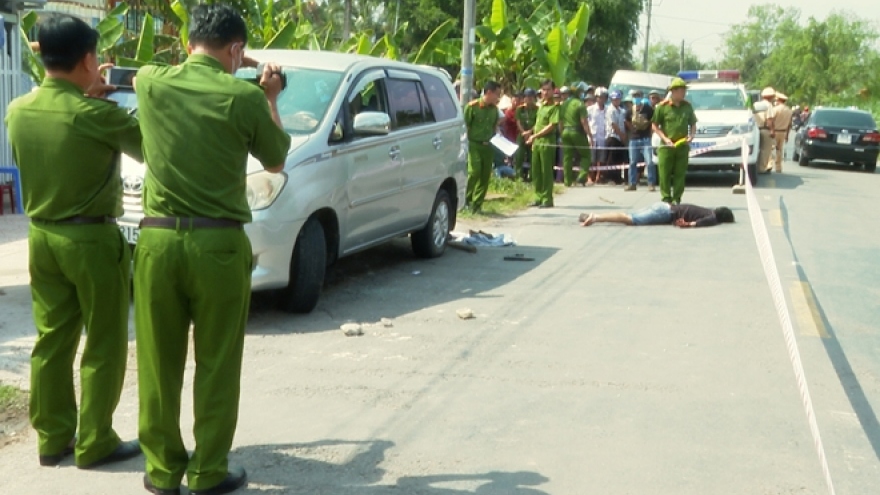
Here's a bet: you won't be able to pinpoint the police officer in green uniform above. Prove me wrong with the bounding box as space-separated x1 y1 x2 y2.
464 80 501 213
133 5 291 495
559 85 592 187
514 88 538 180
526 80 560 208
4 15 143 469
651 77 697 204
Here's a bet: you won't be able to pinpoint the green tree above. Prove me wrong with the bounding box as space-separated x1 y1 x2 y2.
720 3 880 111
638 40 705 76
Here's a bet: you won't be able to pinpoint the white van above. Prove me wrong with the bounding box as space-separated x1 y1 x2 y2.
608 70 673 98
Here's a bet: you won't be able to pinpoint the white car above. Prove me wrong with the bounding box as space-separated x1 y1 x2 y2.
113 50 467 313
653 70 760 184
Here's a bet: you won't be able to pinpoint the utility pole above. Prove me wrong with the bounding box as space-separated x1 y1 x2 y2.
642 0 652 71
680 39 685 72
460 0 476 108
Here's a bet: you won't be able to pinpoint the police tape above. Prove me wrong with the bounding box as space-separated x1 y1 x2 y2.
544 136 744 172
740 139 837 495
522 136 743 153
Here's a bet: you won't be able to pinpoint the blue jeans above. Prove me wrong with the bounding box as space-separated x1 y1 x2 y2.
631 202 672 226
628 137 656 186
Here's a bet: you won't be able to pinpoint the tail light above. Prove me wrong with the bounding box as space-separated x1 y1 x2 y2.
862 131 880 143
807 127 827 139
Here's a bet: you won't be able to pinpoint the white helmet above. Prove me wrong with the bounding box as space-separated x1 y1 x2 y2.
595 87 608 97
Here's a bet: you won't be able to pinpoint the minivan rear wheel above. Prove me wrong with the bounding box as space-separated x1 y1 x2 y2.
411 189 451 259
278 218 326 314
866 162 877 173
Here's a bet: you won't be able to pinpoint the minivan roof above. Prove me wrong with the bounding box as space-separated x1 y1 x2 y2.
610 70 673 89
246 49 448 79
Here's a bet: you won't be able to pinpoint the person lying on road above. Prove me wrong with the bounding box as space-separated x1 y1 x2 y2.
579 202 735 228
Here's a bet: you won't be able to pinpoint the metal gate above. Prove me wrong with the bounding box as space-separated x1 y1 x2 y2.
1 9 31 168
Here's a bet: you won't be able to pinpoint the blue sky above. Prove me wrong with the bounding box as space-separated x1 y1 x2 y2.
635 0 880 65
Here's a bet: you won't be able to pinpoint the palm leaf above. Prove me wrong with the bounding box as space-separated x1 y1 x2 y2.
135 14 155 63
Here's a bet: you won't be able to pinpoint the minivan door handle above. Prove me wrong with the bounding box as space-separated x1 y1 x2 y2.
389 146 401 159
432 137 443 149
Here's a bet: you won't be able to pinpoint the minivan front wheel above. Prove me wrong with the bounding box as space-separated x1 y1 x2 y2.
278 218 326 314
411 189 451 258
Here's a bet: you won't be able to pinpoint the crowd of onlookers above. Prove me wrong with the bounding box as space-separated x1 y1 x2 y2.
496 83 664 189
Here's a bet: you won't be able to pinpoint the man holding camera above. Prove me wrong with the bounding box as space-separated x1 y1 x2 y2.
134 5 291 495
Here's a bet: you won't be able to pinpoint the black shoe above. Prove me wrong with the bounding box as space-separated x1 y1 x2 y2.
39 438 76 467
191 466 247 495
77 439 142 469
144 475 181 495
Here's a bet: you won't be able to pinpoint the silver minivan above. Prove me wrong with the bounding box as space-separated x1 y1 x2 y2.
117 50 467 313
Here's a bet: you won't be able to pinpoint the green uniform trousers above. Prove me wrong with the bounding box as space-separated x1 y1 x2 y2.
134 227 252 491
514 135 532 179
28 222 130 466
562 131 591 186
466 142 494 210
531 142 556 206
657 144 690 204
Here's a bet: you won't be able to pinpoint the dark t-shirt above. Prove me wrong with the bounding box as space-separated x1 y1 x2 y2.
628 104 654 139
671 204 718 227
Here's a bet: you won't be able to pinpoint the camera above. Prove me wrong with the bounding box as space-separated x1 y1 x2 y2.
107 67 138 89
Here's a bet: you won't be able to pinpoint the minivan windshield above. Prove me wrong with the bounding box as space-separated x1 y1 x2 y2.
812 110 876 128
687 89 746 110
608 84 665 99
236 67 344 134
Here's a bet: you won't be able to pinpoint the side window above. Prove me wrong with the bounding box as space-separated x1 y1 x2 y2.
387 79 427 129
348 76 389 119
421 73 458 122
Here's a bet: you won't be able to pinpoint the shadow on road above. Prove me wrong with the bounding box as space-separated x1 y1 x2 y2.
801 160 877 175
779 198 880 463
247 237 559 334
233 439 550 495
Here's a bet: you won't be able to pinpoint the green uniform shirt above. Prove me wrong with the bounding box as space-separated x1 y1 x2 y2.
4 78 142 220
136 54 291 222
464 97 499 143
533 103 560 144
652 99 697 141
560 97 587 133
514 104 538 132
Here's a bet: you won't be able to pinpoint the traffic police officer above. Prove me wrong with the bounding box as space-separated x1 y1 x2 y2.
526 79 560 208
560 85 592 187
464 80 501 213
4 15 143 468
651 77 697 204
770 92 793 172
514 88 538 180
756 86 776 173
133 5 291 494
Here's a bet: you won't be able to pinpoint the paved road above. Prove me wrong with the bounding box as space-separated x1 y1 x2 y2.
0 160 877 494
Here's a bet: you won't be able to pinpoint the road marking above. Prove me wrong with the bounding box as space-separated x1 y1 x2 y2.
769 209 783 227
790 281 830 338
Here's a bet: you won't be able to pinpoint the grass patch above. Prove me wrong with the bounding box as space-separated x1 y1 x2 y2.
458 176 566 219
0 384 27 413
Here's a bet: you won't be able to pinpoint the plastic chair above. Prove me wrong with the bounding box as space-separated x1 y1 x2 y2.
0 167 23 215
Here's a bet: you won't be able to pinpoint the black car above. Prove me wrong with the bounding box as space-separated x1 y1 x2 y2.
793 107 879 172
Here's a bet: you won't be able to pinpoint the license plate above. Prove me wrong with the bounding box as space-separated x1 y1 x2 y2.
120 225 139 244
837 134 853 144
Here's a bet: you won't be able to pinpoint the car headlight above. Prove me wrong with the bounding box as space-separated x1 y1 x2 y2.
246 170 287 210
728 122 755 135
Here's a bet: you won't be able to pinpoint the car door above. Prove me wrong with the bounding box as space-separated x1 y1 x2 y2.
386 71 449 230
338 70 403 253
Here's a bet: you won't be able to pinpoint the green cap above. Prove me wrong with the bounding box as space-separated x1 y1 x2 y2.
669 77 688 90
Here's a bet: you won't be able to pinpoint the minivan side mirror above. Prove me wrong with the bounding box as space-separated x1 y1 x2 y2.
353 112 391 136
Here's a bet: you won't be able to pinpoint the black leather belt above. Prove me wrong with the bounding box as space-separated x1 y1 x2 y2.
32 216 116 225
139 217 243 230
